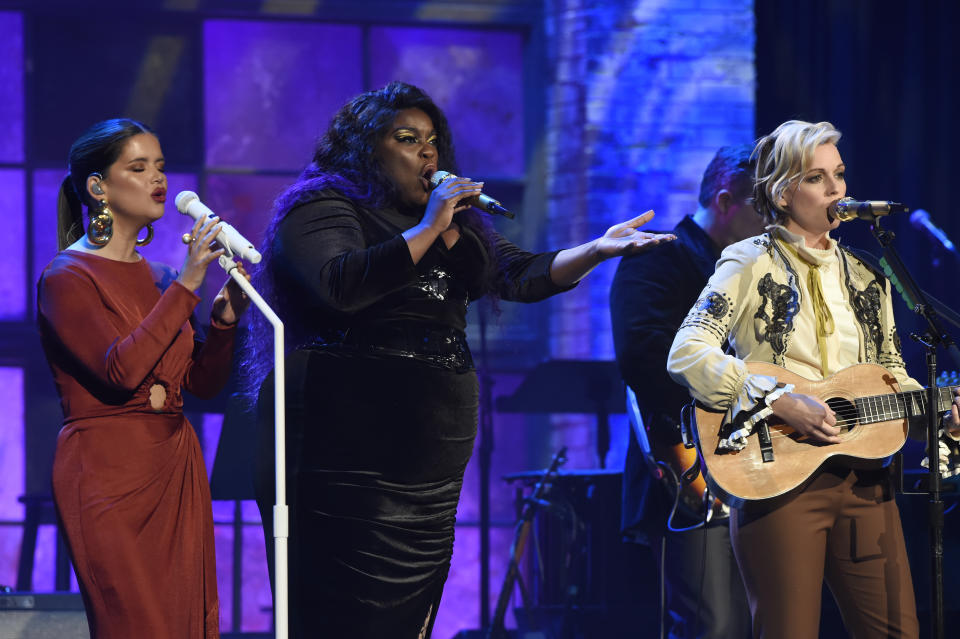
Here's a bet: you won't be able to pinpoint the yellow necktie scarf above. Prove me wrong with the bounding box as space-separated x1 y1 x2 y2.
778 239 835 376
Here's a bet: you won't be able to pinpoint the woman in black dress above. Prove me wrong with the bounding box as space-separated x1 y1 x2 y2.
245 81 672 638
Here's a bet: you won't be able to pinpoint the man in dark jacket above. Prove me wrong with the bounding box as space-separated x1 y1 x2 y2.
610 145 762 639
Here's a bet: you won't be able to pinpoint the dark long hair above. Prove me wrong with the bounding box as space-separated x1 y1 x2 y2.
241 82 496 402
57 118 154 250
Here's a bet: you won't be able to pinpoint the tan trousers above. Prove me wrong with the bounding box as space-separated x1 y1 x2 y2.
729 468 919 639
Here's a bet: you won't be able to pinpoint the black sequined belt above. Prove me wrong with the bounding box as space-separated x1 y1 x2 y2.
307 324 475 373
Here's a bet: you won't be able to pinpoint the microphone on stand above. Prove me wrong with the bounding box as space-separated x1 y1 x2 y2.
175 191 262 264
910 209 957 254
833 197 909 221
429 170 515 219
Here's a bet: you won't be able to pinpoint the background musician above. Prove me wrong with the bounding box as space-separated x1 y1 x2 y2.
611 144 761 639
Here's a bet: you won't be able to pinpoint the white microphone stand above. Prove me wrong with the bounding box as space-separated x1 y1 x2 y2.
217 253 289 639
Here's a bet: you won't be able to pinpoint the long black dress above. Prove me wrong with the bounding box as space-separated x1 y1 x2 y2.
254 191 570 638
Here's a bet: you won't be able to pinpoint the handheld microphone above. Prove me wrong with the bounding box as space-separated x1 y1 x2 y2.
833 197 909 221
910 209 957 254
429 170 515 219
175 191 262 264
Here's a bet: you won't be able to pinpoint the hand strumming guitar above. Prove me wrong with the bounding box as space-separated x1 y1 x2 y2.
770 392 840 444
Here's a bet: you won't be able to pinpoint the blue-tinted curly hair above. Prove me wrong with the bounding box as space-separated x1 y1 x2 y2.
240 82 497 402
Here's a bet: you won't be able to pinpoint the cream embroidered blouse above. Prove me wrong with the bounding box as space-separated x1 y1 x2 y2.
667 225 921 421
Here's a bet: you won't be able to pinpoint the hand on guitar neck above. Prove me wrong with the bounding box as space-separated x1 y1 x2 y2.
946 387 960 439
770 388 960 444
920 386 960 479
769 392 841 444
771 384 960 445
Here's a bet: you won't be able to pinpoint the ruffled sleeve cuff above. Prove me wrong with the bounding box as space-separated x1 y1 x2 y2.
718 373 782 450
730 372 779 417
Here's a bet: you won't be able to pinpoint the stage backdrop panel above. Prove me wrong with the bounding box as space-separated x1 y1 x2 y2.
0 368 24 588
369 25 525 179
0 12 24 163
31 13 201 167
0 170 26 320
204 20 364 171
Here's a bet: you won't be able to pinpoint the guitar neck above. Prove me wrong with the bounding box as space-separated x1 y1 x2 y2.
858 385 959 424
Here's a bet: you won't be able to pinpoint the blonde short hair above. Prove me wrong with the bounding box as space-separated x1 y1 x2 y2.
752 120 842 225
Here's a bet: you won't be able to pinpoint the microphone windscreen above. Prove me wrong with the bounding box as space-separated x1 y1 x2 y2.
429 171 452 188
909 209 930 228
175 190 199 213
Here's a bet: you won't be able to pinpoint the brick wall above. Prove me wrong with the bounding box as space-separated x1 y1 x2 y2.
543 0 755 466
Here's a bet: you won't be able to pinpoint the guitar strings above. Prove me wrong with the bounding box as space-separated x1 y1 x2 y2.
764 391 950 423
751 410 909 441
718 387 956 443
760 417 901 441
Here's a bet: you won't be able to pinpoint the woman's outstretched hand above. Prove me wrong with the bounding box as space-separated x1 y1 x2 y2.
593 210 676 258
211 261 252 326
549 210 675 287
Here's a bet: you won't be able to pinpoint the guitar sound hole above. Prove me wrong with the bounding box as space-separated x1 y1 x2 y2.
825 397 858 433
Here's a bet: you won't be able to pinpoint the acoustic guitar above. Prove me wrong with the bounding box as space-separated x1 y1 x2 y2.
693 362 959 507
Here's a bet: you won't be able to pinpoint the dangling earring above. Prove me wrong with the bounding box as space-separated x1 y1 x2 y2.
87 199 114 246
136 224 154 247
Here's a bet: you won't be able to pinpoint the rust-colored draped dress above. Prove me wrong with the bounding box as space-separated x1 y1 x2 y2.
36 250 235 639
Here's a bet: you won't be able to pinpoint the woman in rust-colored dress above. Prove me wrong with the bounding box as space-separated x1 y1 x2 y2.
36 119 249 638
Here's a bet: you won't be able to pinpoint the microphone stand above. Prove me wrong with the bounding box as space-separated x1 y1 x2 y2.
217 254 289 639
868 217 956 639
843 246 960 368
486 447 567 639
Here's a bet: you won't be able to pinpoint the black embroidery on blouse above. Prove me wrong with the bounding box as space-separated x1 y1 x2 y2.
753 233 774 258
681 290 734 342
755 273 799 358
848 279 883 357
877 326 909 371
838 250 884 362
696 291 729 319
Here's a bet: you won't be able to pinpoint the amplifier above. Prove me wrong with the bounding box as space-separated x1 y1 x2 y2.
0 593 88 639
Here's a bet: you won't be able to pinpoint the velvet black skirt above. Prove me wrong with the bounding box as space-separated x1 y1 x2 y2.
255 346 479 638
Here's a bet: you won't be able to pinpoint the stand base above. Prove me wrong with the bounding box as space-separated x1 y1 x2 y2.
0 592 87 639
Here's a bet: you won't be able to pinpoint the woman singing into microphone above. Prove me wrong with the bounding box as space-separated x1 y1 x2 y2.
37 118 250 638
667 119 960 638
243 81 674 638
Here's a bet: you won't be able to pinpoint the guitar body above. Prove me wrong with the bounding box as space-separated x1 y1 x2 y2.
694 362 909 507
652 440 726 518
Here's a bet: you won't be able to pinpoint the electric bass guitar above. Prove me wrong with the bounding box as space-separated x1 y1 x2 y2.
693 362 959 507
627 387 725 519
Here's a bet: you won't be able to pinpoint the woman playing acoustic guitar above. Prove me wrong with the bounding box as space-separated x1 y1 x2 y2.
667 119 960 639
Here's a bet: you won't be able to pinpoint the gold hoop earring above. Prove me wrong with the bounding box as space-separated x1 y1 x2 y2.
136 224 154 247
87 199 114 246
